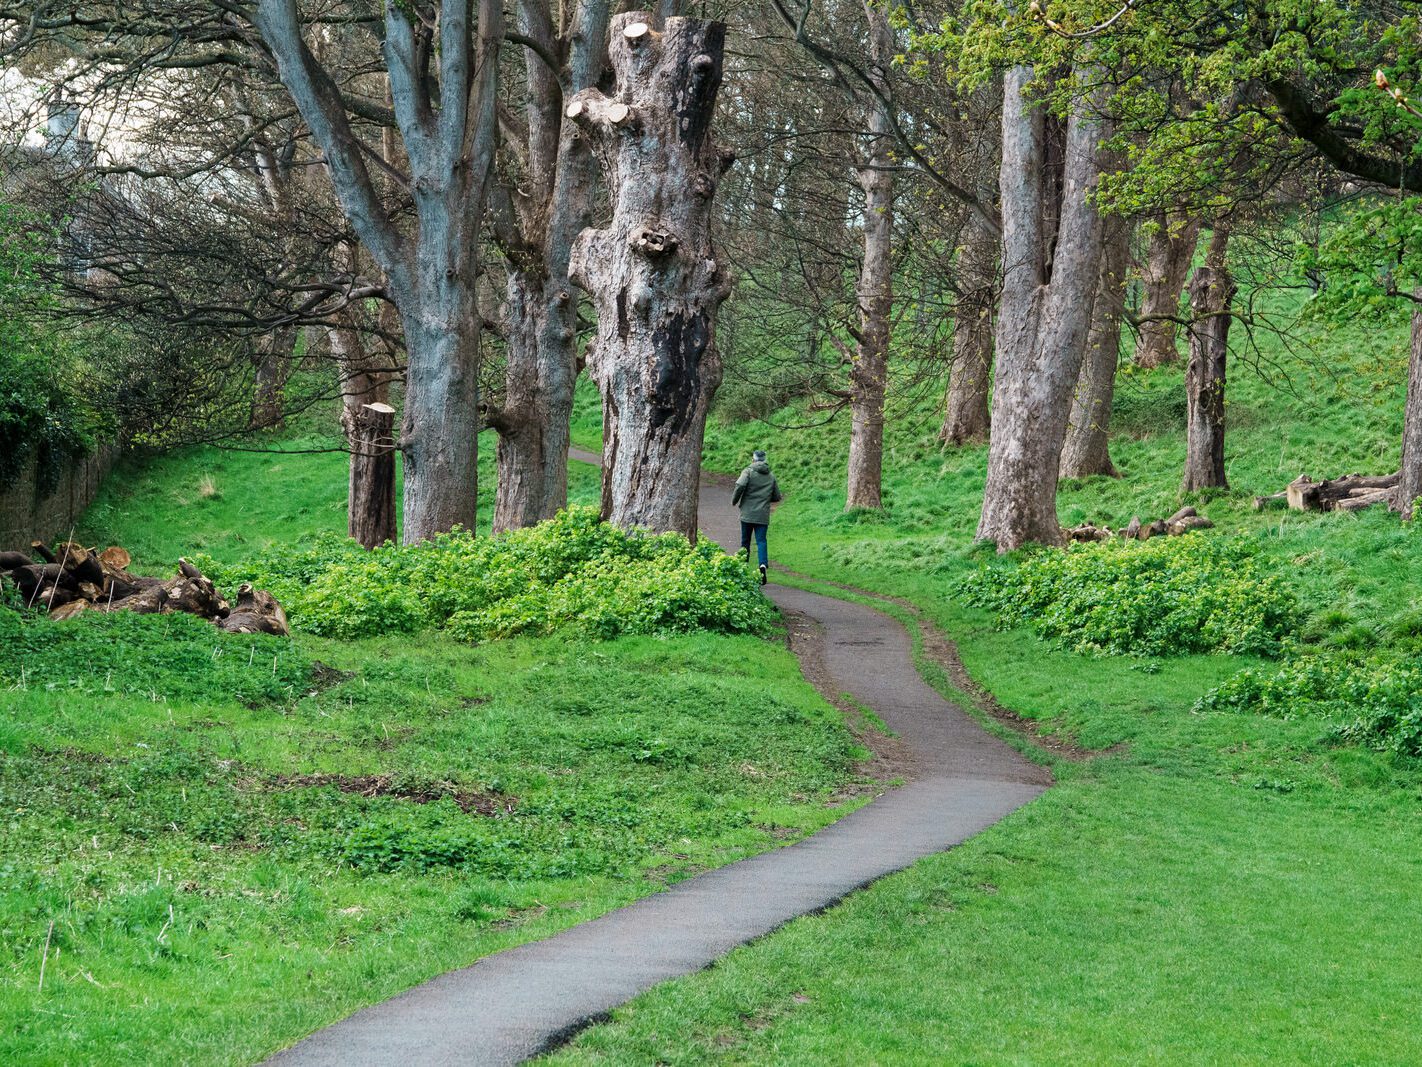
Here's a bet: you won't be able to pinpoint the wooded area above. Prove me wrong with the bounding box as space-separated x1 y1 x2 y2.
6 0 1422 549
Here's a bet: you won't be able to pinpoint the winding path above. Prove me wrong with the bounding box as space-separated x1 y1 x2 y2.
265 456 1049 1066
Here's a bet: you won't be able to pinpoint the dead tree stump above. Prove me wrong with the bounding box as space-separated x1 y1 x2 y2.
349 402 397 549
568 13 733 541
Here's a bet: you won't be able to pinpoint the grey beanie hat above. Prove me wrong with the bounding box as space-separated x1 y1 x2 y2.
752 449 767 461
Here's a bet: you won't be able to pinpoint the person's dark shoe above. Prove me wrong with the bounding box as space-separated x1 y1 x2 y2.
759 564 768 585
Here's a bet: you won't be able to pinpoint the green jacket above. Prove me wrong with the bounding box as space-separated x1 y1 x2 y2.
732 461 782 525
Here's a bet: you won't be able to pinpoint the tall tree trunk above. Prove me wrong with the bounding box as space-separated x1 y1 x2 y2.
251 325 296 430
1060 211 1130 479
492 0 610 533
330 304 396 548
1181 228 1233 493
569 13 733 540
400 278 482 543
976 65 1108 551
940 206 997 445
1134 211 1201 368
254 0 503 545
493 269 577 531
844 0 894 510
1395 299 1422 519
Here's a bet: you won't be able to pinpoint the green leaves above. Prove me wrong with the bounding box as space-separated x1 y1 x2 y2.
198 506 777 642
958 536 1301 657
1197 654 1422 756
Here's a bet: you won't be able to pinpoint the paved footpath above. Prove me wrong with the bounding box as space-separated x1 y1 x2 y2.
265 455 1049 1066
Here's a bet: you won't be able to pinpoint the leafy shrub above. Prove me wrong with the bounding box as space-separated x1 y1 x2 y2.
199 506 776 641
1196 655 1422 757
0 609 311 705
957 536 1300 657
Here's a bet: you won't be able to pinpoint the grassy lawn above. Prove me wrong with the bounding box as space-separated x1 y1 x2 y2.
548 297 1422 1060
3 433 865 1064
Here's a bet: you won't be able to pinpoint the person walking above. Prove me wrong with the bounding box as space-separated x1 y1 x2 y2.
731 449 782 585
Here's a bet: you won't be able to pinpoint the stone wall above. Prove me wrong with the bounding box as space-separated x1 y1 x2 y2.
0 446 116 551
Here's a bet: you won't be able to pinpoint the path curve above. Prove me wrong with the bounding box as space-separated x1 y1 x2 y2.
265 456 1049 1067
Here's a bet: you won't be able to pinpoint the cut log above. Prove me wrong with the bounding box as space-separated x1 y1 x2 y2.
99 546 131 570
5 541 285 634
55 542 105 586
110 584 167 614
1165 506 1197 524
29 541 56 563
218 583 290 637
1168 515 1215 535
48 598 89 621
1253 490 1288 511
1336 489 1394 512
1121 516 1142 539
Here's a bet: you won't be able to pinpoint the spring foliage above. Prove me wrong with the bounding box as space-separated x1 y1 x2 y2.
957 537 1301 657
197 506 775 641
1198 655 1422 757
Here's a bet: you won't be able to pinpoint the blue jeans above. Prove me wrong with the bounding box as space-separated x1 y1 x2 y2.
740 522 768 567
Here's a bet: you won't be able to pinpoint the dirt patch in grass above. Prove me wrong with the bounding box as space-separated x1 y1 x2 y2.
308 661 354 691
271 772 517 815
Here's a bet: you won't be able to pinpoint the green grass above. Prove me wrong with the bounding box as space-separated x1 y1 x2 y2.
543 292 1422 1061
4 427 864 1064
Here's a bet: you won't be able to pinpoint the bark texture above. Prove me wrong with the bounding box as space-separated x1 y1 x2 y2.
940 205 997 446
349 403 398 548
844 0 894 510
1134 212 1201 368
1060 211 1130 479
975 65 1109 551
568 13 733 540
1395 300 1422 519
490 0 611 532
332 313 396 548
1181 242 1234 493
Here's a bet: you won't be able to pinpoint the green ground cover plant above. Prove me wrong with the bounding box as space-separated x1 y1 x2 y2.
195 506 774 642
956 536 1300 657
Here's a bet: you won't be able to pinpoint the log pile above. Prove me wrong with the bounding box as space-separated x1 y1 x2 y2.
0 541 288 635
1066 507 1214 543
1253 472 1401 513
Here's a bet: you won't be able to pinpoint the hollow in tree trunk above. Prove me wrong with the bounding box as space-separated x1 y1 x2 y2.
845 0 894 510
1060 211 1130 479
568 13 733 540
1181 231 1234 493
976 65 1109 551
1394 298 1422 519
1134 212 1201 369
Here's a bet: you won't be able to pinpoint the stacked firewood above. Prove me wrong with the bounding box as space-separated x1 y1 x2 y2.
0 541 288 636
1066 507 1215 543
1253 472 1400 513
